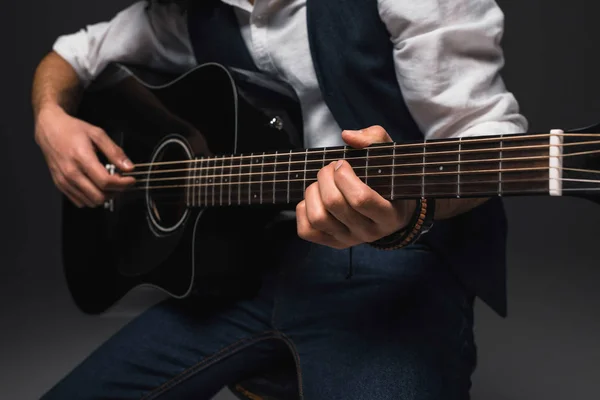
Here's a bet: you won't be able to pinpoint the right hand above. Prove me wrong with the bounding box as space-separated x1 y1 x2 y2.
35 105 136 208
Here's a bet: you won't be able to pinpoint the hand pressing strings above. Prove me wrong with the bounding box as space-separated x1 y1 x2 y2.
296 126 417 250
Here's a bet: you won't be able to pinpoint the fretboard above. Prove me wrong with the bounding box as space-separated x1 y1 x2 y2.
179 132 562 207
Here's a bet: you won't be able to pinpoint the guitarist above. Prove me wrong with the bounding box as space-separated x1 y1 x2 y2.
32 1 527 399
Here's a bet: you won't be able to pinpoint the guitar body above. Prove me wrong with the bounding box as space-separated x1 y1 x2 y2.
63 63 304 314
62 62 600 316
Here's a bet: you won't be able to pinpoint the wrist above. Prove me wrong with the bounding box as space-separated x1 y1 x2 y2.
369 198 436 250
35 102 66 124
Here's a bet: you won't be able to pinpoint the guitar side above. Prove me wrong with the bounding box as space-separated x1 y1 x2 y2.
62 63 304 314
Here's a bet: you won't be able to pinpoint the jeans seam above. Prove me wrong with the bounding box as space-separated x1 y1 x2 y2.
140 330 280 400
276 332 304 400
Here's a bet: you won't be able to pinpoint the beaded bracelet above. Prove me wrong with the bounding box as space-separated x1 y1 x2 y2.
368 198 436 250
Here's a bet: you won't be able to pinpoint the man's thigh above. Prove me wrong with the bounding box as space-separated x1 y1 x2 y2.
40 293 287 400
276 243 476 400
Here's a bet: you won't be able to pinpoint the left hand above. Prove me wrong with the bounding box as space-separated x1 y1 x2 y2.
296 125 416 249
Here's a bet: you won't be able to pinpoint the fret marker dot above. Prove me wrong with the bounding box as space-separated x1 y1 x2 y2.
378 169 381 174
224 178 228 182
439 166 444 171
195 180 199 183
254 194 257 198
209 179 212 182
295 174 299 178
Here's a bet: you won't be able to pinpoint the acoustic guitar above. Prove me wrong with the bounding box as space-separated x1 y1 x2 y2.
63 62 600 314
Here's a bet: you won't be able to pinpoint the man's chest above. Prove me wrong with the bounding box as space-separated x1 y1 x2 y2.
210 0 317 95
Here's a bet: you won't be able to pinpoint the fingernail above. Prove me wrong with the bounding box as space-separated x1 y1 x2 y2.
122 158 133 169
344 129 362 135
335 160 344 171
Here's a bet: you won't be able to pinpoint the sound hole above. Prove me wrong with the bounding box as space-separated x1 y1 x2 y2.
146 136 192 234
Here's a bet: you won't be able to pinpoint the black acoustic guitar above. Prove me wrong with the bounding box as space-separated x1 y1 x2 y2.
63 62 600 314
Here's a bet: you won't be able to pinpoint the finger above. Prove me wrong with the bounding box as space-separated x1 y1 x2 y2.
54 172 91 208
341 125 392 149
87 127 134 172
77 150 135 192
73 174 107 207
296 201 349 249
62 165 106 207
333 159 400 226
304 182 350 238
61 185 85 208
317 162 379 242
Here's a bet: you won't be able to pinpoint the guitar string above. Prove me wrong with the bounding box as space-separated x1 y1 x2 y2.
126 132 600 169
127 151 600 188
130 153 569 185
135 176 550 198
122 166 596 193
127 176 596 205
121 141 600 180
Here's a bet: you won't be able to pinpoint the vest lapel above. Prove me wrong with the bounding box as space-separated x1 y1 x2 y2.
187 1 259 72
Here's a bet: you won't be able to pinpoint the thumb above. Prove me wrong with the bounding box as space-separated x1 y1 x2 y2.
88 127 134 171
341 125 392 149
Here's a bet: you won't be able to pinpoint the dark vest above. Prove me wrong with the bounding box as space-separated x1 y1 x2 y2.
186 0 509 317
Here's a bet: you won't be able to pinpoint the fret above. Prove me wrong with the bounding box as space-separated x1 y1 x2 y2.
286 150 292 203
221 155 231 205
206 157 215 206
421 140 426 198
289 149 307 203
247 153 253 204
250 153 263 204
237 153 247 205
260 152 265 205
187 158 194 207
255 151 275 204
214 155 224 206
203 157 209 206
202 157 208 206
420 138 459 198
238 153 252 205
198 156 205 207
303 149 308 196
186 159 190 206
327 146 347 170
271 151 278 204
457 138 462 198
457 136 502 197
499 135 503 196
193 158 199 207
305 148 324 190
274 150 289 204
363 143 393 200
389 141 423 199
228 154 239 206
498 135 549 195
345 147 368 182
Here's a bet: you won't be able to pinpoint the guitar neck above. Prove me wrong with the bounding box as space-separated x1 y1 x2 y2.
172 131 570 208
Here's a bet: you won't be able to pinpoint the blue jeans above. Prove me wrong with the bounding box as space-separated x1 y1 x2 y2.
40 225 476 400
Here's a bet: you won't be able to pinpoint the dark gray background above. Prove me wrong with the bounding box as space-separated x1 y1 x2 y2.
2 1 600 399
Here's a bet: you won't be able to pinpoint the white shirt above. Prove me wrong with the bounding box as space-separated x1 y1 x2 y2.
52 0 528 149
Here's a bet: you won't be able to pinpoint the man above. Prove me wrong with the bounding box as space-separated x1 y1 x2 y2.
32 0 527 399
